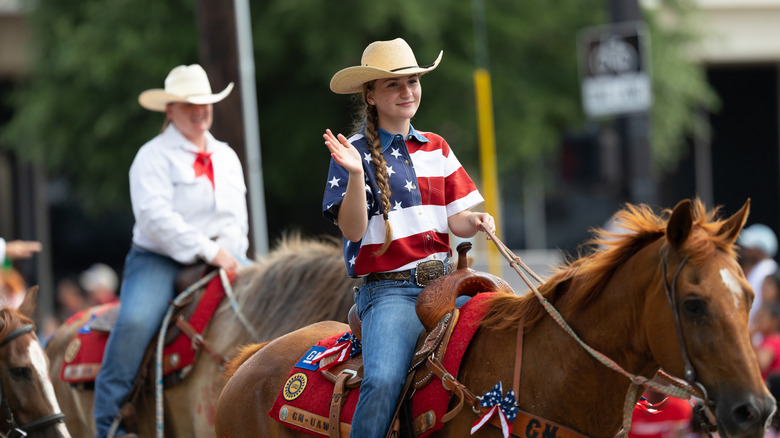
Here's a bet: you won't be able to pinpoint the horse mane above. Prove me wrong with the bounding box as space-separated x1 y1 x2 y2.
481 198 737 331
213 232 360 347
0 306 33 342
223 341 271 378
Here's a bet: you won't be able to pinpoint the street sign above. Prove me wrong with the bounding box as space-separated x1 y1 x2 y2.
577 21 652 118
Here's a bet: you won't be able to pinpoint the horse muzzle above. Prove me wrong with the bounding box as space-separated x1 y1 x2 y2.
714 390 776 438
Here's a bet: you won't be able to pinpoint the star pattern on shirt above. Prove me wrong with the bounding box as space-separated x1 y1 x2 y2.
349 255 356 266
391 148 402 159
404 180 415 192
328 176 341 188
363 152 371 163
393 201 403 210
386 165 395 177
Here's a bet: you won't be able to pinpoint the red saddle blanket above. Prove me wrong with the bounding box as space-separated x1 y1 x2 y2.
269 292 494 437
60 274 228 384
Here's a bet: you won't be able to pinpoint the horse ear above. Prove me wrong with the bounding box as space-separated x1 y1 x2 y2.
718 198 750 245
17 286 38 317
667 199 693 249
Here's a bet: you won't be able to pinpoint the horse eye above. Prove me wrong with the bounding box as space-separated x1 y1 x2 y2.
9 367 31 380
683 298 706 318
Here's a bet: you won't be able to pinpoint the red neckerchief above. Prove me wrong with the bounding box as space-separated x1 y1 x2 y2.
193 151 214 190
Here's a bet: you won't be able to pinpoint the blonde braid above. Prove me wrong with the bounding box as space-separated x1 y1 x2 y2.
364 100 394 256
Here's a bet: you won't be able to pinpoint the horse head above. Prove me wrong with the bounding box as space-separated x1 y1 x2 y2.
648 199 775 437
0 287 70 438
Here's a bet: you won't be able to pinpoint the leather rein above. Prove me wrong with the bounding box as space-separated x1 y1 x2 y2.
0 323 66 438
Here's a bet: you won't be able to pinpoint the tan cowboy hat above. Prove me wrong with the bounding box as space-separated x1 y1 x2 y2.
138 64 234 112
330 38 443 94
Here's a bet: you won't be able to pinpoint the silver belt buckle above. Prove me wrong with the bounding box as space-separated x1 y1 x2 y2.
415 260 446 287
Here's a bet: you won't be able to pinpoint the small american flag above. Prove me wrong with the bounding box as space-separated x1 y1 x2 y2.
471 381 518 438
310 332 362 371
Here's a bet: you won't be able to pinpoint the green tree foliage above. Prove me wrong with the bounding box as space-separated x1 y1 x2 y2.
1 0 715 236
2 0 198 211
644 0 719 170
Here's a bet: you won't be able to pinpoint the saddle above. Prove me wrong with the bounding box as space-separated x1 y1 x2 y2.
60 262 230 387
270 242 516 438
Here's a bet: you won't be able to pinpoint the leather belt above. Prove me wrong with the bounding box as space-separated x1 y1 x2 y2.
365 259 454 287
365 271 413 282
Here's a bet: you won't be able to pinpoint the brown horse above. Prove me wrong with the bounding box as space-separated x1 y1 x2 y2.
44 235 361 438
0 287 71 437
215 199 775 438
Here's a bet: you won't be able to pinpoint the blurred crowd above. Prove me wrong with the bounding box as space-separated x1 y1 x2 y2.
740 224 780 437
1 238 118 340
40 263 119 339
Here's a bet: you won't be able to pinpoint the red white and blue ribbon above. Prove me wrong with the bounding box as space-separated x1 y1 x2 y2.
636 396 667 414
471 381 518 438
310 332 362 371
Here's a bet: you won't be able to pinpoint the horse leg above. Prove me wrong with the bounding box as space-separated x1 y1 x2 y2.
215 320 348 438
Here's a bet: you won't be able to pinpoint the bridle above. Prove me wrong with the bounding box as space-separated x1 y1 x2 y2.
0 323 66 438
661 248 718 434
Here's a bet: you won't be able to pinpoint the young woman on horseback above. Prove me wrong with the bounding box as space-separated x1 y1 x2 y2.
322 38 495 437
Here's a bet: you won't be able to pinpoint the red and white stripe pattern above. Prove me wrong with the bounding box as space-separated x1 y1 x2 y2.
310 332 361 371
323 127 483 277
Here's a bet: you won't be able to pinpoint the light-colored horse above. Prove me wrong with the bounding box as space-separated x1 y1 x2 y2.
44 235 360 437
215 199 775 438
0 287 71 437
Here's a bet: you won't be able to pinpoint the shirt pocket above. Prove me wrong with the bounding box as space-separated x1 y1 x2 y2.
171 167 214 219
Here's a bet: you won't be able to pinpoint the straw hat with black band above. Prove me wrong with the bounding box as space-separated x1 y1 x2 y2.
330 38 443 95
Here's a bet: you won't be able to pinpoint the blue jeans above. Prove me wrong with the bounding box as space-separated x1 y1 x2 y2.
350 279 423 438
93 247 183 438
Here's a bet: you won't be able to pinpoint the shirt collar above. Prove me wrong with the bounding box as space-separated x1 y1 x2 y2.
361 123 429 152
164 124 216 153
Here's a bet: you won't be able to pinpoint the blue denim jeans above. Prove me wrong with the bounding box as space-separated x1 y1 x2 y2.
93 247 183 438
350 279 424 438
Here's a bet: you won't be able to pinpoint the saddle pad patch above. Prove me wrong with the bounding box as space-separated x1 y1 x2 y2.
295 345 327 371
60 303 119 383
283 372 308 401
269 331 359 436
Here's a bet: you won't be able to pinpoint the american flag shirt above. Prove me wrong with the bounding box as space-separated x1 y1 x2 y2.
322 125 484 277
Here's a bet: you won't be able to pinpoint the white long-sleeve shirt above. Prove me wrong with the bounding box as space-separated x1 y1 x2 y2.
129 124 249 264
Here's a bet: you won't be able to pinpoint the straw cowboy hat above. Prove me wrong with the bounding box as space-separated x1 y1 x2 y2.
330 38 443 94
138 64 234 112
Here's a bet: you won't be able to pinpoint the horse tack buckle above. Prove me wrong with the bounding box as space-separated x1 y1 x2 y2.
415 260 447 287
